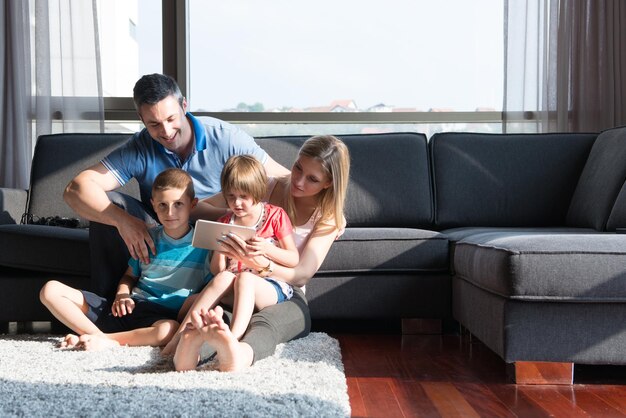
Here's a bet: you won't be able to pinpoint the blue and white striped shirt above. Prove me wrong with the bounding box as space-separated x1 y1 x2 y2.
129 225 212 311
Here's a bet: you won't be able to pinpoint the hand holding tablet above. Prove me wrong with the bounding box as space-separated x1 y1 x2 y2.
191 219 256 251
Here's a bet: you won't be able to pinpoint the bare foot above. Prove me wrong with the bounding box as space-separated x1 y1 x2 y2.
196 306 253 372
77 334 120 351
173 328 205 371
161 331 181 357
58 334 80 349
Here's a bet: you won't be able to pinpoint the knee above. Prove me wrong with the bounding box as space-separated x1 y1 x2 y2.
212 271 235 288
39 280 63 304
235 272 255 290
154 320 179 344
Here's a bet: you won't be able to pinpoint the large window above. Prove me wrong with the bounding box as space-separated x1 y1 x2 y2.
98 0 162 98
96 1 504 135
188 0 503 114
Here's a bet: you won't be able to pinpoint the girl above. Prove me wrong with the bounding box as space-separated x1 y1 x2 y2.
188 155 299 351
169 135 350 372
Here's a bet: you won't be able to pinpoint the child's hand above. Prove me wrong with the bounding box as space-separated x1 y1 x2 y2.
112 293 135 317
246 236 270 256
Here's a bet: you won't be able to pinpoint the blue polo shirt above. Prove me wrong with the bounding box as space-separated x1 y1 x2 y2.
101 113 267 204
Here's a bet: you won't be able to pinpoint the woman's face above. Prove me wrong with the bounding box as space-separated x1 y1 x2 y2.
290 155 332 198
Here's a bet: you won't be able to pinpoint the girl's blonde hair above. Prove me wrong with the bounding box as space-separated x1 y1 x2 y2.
221 155 267 204
284 135 350 230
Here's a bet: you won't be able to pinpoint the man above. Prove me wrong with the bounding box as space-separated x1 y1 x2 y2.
64 73 289 298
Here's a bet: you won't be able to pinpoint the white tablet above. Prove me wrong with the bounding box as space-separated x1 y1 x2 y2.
191 219 256 251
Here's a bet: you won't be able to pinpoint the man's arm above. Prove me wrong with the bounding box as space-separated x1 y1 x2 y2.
64 162 155 263
64 162 126 224
191 192 229 221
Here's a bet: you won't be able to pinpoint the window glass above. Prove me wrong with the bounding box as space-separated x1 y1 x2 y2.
98 0 162 97
188 0 503 113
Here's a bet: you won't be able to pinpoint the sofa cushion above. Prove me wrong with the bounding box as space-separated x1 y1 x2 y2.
257 133 433 228
567 126 626 231
27 133 138 227
606 180 626 231
442 226 597 243
0 224 90 275
453 231 626 301
318 227 448 273
430 132 596 228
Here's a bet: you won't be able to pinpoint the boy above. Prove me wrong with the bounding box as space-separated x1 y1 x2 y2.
40 168 211 350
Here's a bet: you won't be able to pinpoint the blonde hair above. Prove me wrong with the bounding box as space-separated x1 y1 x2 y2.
221 155 267 204
152 168 195 200
284 135 350 230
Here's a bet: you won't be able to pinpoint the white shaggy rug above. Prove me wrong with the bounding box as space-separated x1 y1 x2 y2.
0 332 350 417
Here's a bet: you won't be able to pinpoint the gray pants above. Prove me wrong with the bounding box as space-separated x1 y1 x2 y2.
89 192 311 363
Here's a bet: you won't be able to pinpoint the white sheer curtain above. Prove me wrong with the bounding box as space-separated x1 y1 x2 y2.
0 0 104 189
504 0 626 133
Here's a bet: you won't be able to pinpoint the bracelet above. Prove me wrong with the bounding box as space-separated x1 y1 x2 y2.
257 259 273 276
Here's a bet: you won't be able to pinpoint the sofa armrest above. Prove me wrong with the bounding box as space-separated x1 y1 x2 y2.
0 188 28 224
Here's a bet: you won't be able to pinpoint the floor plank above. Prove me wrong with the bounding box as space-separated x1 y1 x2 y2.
333 333 626 418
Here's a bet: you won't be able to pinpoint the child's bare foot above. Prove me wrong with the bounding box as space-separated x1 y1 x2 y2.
77 334 120 351
161 331 181 357
196 306 253 372
173 328 204 371
58 334 80 349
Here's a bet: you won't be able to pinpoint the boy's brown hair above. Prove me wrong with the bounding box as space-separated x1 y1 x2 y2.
220 155 267 204
152 168 195 200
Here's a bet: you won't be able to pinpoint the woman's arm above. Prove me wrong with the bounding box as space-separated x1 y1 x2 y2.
268 226 338 287
214 223 338 287
247 234 299 268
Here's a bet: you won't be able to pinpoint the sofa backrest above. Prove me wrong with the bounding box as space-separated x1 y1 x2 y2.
256 133 434 228
606 180 626 231
566 126 626 231
430 132 597 229
27 133 139 226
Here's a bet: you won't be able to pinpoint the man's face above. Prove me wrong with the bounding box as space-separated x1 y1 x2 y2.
138 96 188 153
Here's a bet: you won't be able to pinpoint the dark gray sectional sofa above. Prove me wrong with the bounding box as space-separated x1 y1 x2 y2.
1 126 625 383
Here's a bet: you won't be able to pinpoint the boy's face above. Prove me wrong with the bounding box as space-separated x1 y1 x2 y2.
151 187 197 234
225 189 258 220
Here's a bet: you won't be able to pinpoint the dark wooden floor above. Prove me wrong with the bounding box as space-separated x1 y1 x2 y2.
330 332 626 418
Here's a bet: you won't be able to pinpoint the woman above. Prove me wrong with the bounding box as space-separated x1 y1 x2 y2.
165 135 350 372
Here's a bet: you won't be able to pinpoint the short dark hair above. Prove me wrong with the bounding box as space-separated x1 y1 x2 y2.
133 73 184 110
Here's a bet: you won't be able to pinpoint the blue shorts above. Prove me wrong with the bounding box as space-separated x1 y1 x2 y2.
266 279 287 303
80 290 178 333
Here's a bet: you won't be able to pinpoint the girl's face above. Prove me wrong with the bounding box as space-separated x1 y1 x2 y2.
290 155 332 198
225 189 260 221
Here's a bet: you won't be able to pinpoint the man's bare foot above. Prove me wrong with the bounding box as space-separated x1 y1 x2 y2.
195 306 253 372
76 334 120 351
58 334 80 349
